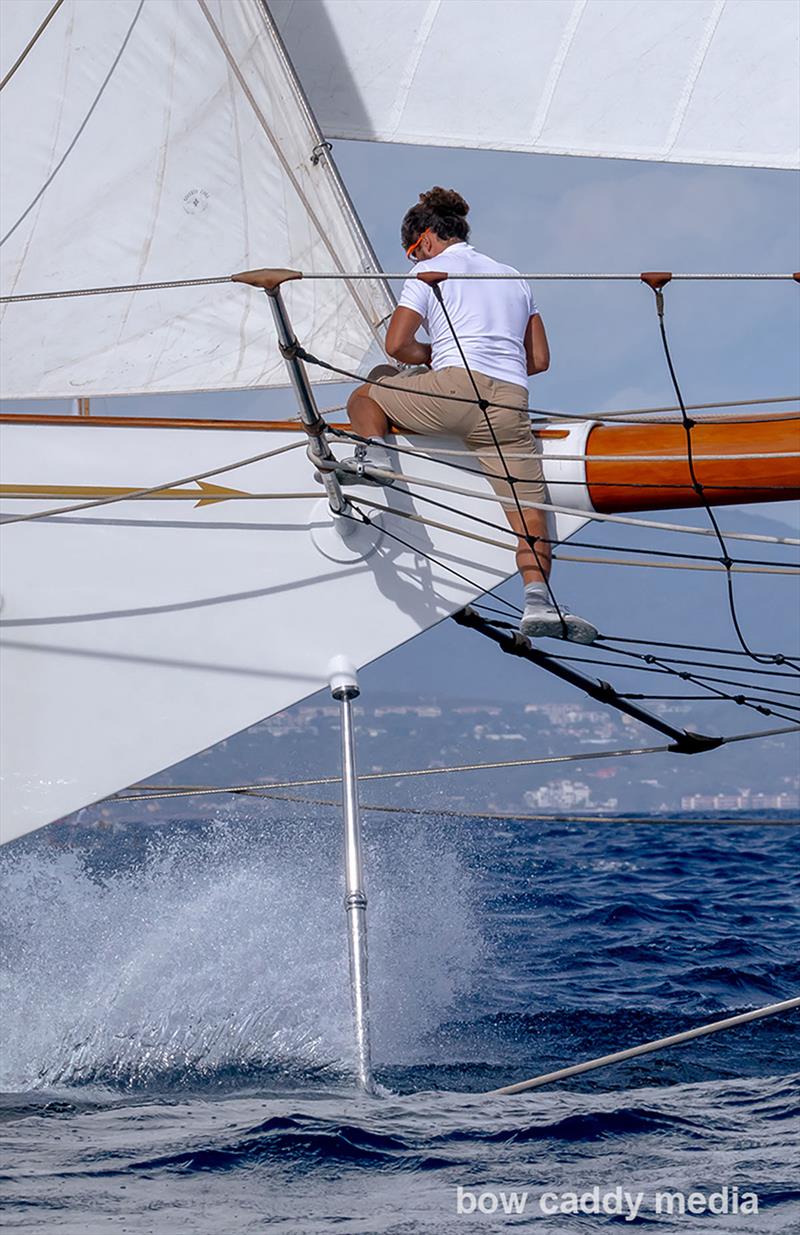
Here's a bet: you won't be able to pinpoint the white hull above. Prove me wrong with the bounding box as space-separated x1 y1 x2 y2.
0 419 591 842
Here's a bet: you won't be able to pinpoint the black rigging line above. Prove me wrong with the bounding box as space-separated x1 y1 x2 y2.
597 652 800 680
452 607 722 752
346 499 794 729
290 279 800 733
411 279 565 629
471 609 800 713
333 428 798 570
621 693 800 713
344 499 522 618
328 424 799 493
646 279 800 675
599 633 799 662
598 640 800 725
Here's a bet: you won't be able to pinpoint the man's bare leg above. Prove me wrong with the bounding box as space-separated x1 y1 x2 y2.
508 503 597 644
506 506 551 584
347 385 391 439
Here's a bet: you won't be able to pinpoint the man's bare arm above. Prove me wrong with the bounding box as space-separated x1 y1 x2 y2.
385 307 432 367
524 313 550 375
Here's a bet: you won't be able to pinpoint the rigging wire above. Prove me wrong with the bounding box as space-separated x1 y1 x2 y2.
0 0 65 92
647 280 800 674
599 633 800 660
102 784 800 824
587 641 800 725
322 447 800 547
0 440 306 525
459 612 800 726
488 996 800 1096
2 271 796 305
110 722 800 804
427 278 566 631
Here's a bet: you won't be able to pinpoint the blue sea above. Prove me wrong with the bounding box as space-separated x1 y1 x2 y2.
1 809 798 1233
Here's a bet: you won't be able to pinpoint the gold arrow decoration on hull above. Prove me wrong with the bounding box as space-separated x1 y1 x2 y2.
0 481 250 508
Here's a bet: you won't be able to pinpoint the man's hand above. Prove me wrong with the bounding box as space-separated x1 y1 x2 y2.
386 307 431 367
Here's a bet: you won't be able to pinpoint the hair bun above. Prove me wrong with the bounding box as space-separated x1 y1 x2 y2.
419 186 469 218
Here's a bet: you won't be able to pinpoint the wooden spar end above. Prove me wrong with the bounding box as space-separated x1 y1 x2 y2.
640 271 673 291
793 273 800 282
231 268 303 291
586 417 800 514
416 271 448 286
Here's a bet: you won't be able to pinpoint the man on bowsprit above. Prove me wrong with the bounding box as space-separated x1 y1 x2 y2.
345 186 597 644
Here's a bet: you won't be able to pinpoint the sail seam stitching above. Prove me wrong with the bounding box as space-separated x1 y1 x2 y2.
387 0 442 137
663 0 727 158
530 0 588 144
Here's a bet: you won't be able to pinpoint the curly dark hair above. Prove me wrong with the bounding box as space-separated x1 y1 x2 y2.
401 186 470 252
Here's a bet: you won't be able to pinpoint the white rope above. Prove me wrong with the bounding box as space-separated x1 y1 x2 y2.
336 462 800 546
111 724 800 803
0 440 307 524
2 272 796 304
489 995 800 1095
354 496 799 575
296 272 799 282
381 444 800 464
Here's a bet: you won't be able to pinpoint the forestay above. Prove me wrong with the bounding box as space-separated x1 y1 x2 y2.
273 0 800 172
0 0 393 400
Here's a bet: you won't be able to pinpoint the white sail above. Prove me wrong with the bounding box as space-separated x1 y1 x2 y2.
0 0 393 400
273 0 800 171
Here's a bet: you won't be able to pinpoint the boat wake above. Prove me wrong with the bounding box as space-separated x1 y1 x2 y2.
0 812 484 1092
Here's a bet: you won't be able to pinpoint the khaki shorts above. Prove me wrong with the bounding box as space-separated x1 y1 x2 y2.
368 366 545 507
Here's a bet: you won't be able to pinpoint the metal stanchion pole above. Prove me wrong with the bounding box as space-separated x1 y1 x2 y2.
231 267 349 516
329 655 375 1093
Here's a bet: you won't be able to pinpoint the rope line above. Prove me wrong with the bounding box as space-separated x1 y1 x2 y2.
588 641 800 724
325 452 800 546
110 722 800 803
104 788 800 824
488 995 800 1095
355 494 798 597
355 493 798 579
0 0 65 92
600 633 800 660
427 279 566 631
0 440 306 524
2 271 796 304
460 611 800 726
649 284 799 674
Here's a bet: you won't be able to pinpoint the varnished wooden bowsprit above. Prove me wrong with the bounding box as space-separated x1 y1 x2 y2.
586 417 800 513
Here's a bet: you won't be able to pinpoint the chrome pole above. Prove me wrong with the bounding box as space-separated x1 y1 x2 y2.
264 285 350 516
231 268 350 517
329 656 375 1093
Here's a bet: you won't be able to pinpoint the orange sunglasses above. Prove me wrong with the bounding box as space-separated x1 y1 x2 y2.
406 227 433 261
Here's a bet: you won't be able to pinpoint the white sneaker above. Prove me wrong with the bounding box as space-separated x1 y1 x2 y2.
520 596 598 644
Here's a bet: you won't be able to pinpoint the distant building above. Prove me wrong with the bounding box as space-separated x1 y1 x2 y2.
681 791 799 810
525 780 593 810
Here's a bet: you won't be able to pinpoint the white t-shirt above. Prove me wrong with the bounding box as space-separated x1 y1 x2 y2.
398 242 537 389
